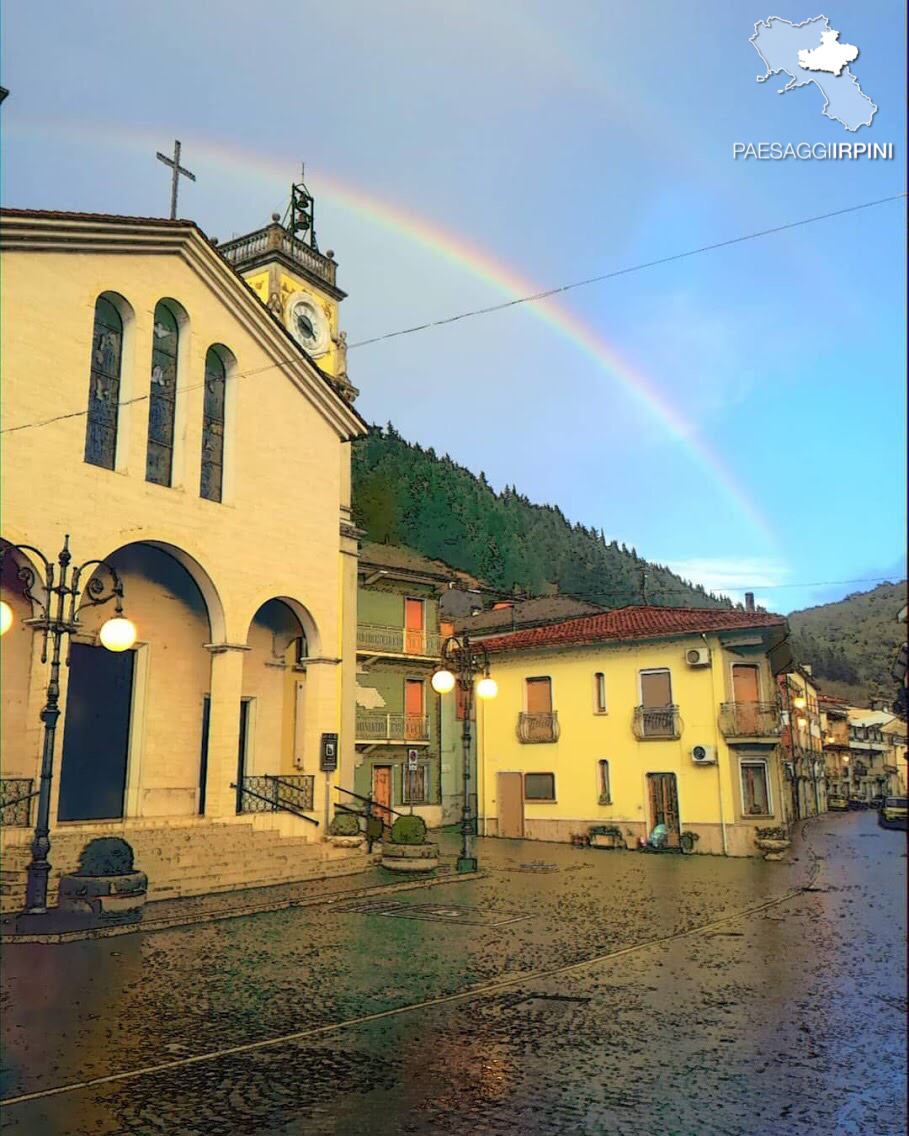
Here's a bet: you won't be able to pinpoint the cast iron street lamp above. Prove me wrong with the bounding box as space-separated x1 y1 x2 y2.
0 536 136 915
431 634 497 873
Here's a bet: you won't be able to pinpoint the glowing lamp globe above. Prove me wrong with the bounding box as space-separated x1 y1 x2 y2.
797 717 808 729
431 668 456 694
793 696 807 710
476 676 498 700
0 600 13 636
99 615 137 652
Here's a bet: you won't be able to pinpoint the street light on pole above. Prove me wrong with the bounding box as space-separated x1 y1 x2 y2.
431 634 496 873
0 536 136 918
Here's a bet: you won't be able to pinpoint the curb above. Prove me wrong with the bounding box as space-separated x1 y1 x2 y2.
0 870 486 944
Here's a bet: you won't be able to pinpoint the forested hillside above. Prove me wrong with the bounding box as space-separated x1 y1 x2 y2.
788 580 908 706
351 425 732 608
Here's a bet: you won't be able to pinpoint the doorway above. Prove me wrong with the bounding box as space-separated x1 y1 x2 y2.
646 772 680 848
58 643 135 821
235 698 251 814
497 771 524 838
372 765 393 825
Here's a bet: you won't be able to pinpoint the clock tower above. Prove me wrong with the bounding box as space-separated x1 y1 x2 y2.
217 171 357 403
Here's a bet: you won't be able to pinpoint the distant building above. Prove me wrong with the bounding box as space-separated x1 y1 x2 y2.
354 543 481 829
778 665 826 818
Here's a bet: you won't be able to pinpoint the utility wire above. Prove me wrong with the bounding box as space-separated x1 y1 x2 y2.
348 191 908 348
1 192 905 438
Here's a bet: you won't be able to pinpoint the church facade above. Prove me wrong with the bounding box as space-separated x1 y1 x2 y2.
0 199 366 901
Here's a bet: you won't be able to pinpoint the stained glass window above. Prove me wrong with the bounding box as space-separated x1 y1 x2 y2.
200 347 226 502
84 296 123 469
146 303 178 485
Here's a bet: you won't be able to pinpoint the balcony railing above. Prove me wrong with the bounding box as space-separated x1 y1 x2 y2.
517 711 560 744
356 623 441 658
355 711 430 743
1 778 35 827
632 705 681 740
218 224 338 288
718 701 782 739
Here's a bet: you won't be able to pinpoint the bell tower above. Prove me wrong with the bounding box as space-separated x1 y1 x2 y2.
216 167 356 403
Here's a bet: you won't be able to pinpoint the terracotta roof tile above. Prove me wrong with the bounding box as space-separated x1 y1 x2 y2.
482 605 786 653
456 596 606 634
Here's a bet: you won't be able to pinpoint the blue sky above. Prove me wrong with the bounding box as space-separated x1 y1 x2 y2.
1 1 905 613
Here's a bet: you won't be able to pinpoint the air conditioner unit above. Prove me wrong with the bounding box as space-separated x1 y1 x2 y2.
691 745 717 765
685 646 711 667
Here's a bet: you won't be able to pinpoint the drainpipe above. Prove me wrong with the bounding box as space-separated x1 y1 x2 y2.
704 633 728 855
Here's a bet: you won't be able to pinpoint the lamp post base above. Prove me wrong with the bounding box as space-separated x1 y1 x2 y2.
456 856 478 874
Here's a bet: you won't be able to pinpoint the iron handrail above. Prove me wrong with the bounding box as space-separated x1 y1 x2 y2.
333 784 406 821
229 782 319 826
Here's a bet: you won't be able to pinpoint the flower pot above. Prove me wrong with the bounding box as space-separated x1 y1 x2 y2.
755 838 790 853
329 835 364 849
380 842 439 873
589 834 620 849
58 870 148 925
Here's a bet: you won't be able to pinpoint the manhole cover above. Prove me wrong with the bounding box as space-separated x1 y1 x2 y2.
334 900 528 926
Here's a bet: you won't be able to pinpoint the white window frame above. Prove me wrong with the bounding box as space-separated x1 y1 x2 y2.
730 660 763 702
597 759 611 804
593 672 607 715
638 667 673 706
523 771 556 802
739 757 773 818
523 675 553 713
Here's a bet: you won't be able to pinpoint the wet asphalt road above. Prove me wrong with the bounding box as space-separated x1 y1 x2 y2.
0 810 905 1135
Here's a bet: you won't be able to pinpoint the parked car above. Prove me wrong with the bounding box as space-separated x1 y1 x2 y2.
878 797 908 829
870 795 885 810
827 795 849 811
847 797 869 810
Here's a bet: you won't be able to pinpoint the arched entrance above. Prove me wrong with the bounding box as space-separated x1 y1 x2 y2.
57 542 219 822
238 598 312 815
0 544 43 821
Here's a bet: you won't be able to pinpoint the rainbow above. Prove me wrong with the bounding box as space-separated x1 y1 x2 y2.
2 119 777 545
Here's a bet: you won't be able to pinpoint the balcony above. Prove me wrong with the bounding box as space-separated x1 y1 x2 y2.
355 711 430 744
356 623 441 659
517 712 560 744
632 705 681 740
218 223 338 288
718 701 782 740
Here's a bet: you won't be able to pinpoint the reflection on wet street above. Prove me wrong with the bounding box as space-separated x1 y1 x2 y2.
1 811 905 1135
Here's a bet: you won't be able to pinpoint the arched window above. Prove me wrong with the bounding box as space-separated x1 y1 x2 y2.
146 302 179 486
84 296 123 469
200 347 226 502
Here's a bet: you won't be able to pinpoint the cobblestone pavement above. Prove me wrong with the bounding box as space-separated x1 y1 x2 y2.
1 811 905 1135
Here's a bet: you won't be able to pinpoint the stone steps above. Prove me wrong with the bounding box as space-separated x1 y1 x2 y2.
0 820 368 912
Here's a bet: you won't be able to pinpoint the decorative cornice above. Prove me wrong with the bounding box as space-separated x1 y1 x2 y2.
204 642 253 654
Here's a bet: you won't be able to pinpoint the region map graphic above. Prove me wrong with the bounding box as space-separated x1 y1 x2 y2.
751 15 877 131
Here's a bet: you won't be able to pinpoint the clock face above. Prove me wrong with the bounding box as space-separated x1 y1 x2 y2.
285 292 329 356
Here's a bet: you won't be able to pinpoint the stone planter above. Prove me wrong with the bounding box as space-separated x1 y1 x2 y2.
329 835 364 849
58 870 148 925
380 842 439 873
589 833 622 849
755 837 790 862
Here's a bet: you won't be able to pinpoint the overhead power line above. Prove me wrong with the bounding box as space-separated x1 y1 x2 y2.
348 191 908 348
1 191 905 439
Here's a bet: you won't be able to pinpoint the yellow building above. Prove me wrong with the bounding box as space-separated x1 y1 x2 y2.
0 193 367 906
475 606 792 856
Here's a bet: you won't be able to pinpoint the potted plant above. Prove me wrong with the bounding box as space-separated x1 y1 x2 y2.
588 824 624 849
754 824 791 860
380 815 439 873
58 837 147 925
327 811 364 848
